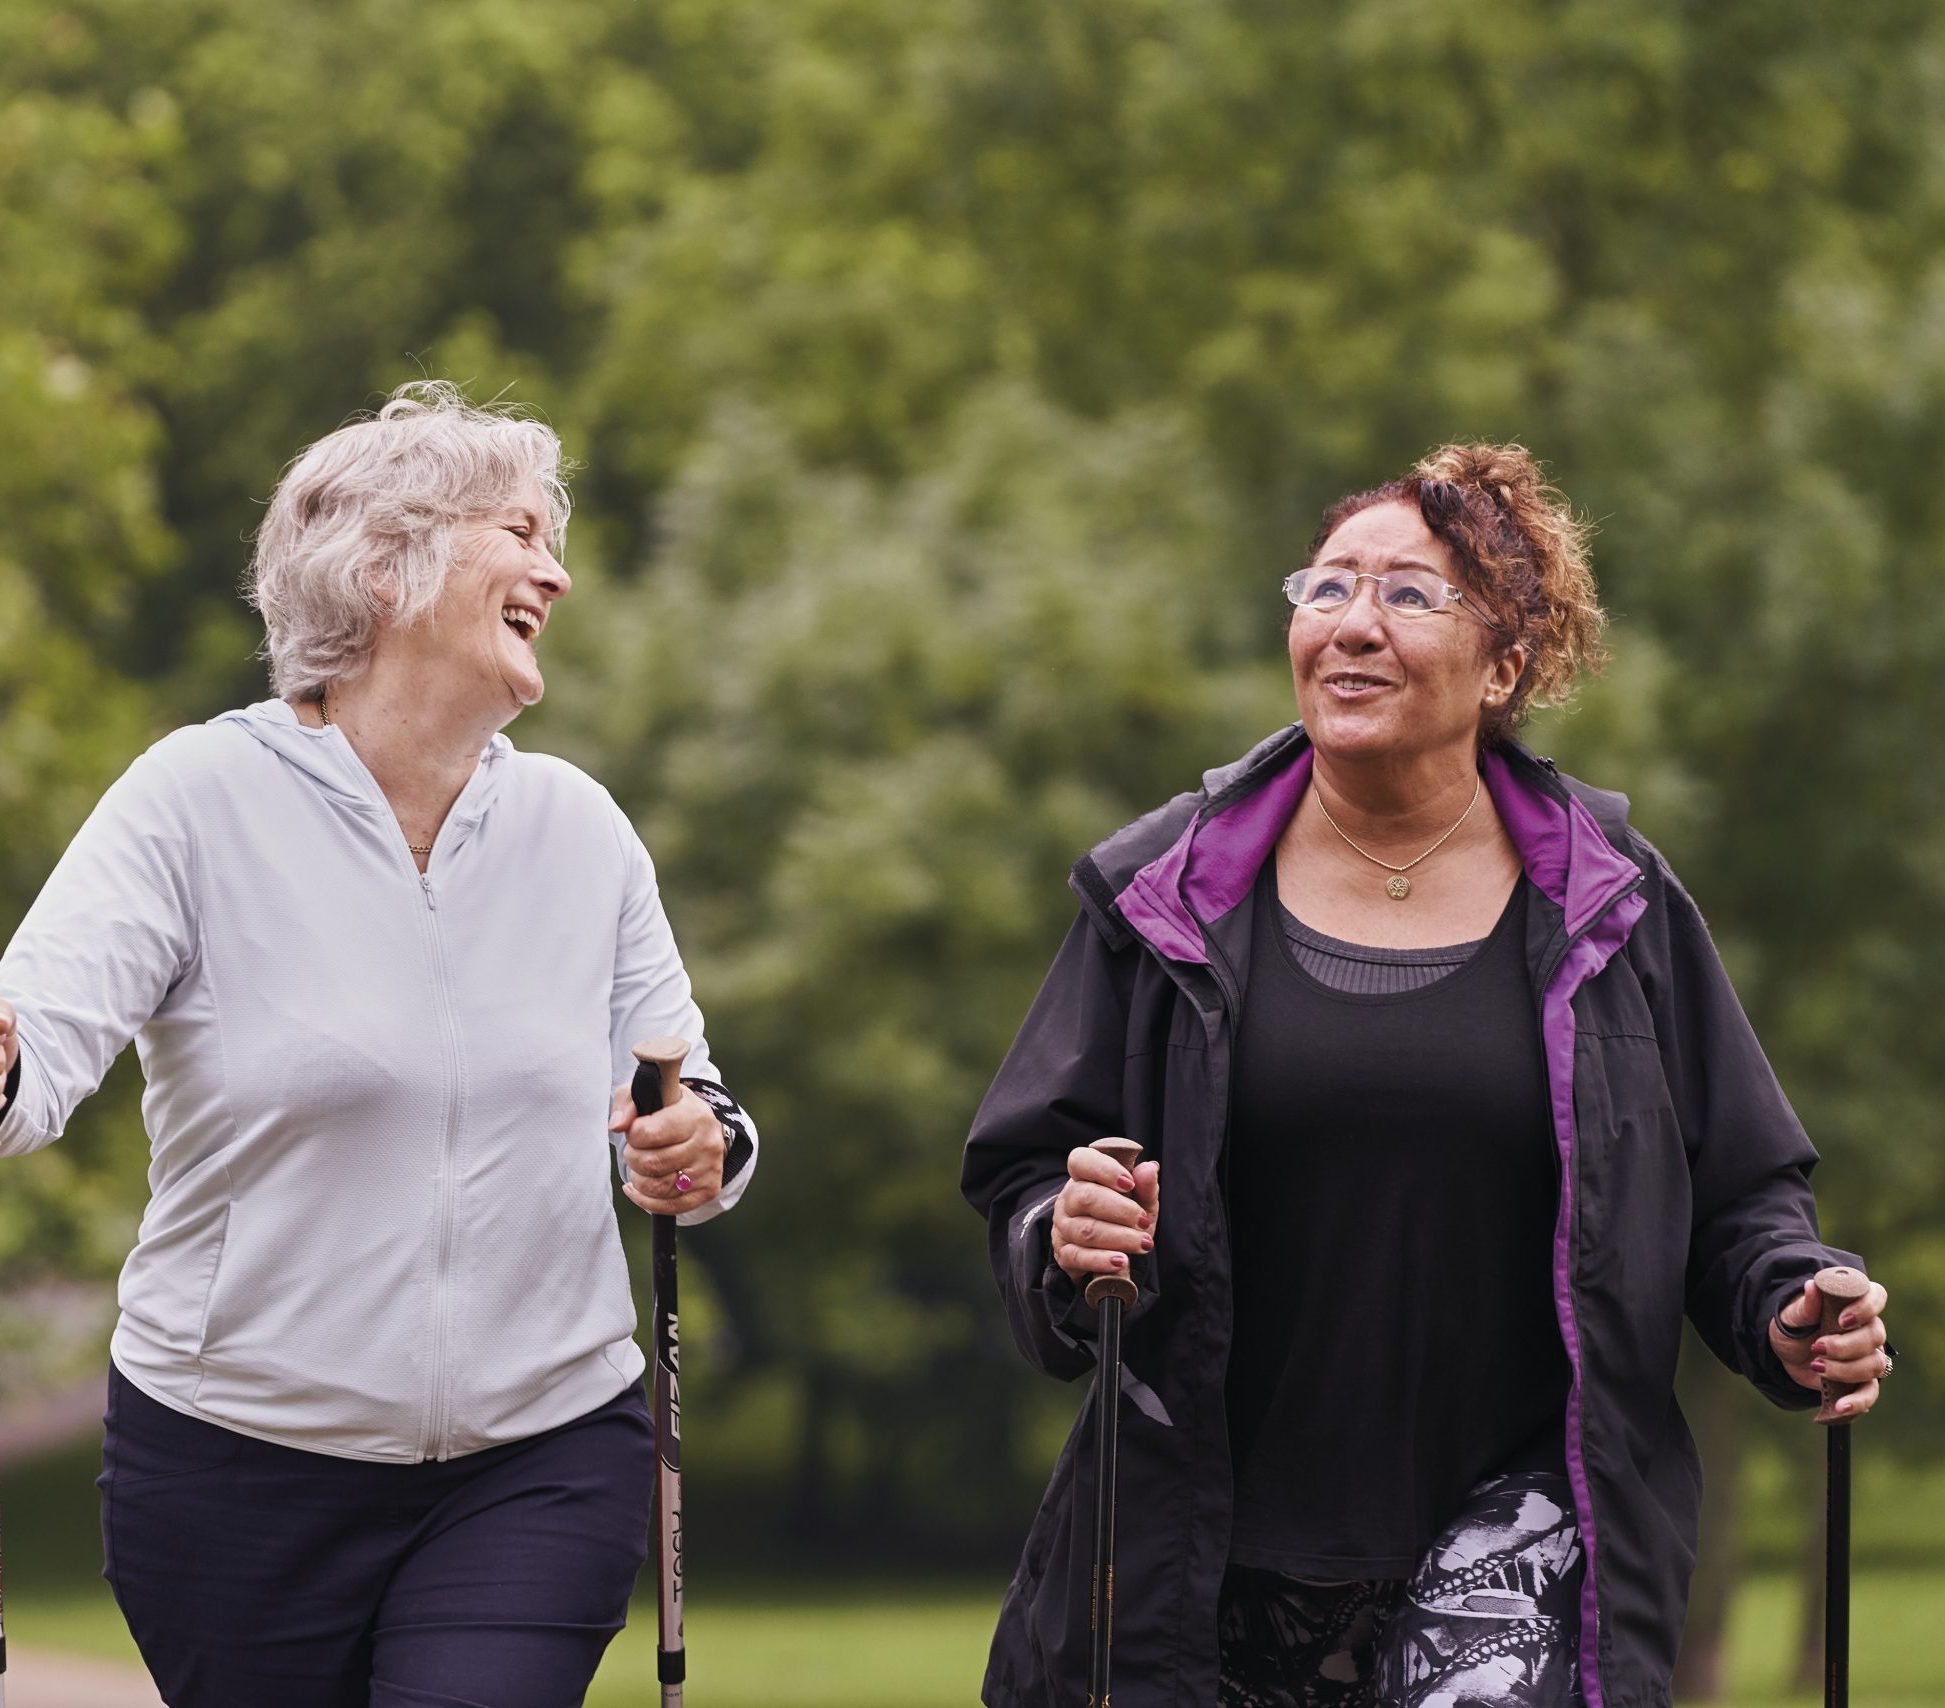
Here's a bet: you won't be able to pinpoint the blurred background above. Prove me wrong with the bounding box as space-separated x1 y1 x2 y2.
2 1 1941 1703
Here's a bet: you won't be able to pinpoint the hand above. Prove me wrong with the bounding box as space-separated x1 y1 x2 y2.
608 1081 727 1215
1770 1274 1893 1419
0 998 16 1108
1052 1146 1161 1288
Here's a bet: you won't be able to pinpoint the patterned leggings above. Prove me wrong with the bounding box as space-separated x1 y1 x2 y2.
1217 1472 1583 1708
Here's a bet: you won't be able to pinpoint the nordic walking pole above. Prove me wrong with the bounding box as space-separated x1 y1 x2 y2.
1084 1136 1144 1708
630 1037 691 1708
1813 1264 1872 1708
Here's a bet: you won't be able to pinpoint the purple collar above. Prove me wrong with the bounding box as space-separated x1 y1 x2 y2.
1113 743 1641 965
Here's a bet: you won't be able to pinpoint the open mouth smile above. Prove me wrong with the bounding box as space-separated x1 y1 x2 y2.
501 604 543 646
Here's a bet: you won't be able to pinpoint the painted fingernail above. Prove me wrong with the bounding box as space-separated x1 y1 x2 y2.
1117 1175 1135 1192
1839 1311 1857 1329
1112 1254 1128 1269
1137 1213 1152 1230
1811 1340 1828 1357
1810 1359 1828 1374
1139 1236 1154 1253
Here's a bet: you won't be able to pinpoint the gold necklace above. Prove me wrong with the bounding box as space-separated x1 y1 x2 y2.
1313 772 1482 901
319 689 435 859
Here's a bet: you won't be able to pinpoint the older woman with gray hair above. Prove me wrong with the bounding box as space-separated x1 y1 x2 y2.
0 382 757 1707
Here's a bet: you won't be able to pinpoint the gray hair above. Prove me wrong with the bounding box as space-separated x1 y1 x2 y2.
246 381 573 698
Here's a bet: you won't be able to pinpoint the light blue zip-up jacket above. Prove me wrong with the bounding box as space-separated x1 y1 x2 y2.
0 699 756 1461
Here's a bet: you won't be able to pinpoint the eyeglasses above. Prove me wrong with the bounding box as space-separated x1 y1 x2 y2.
1281 566 1497 626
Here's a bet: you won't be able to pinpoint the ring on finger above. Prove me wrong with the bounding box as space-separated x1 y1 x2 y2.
675 1170 694 1195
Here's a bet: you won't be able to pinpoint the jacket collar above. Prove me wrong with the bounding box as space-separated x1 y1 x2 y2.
1089 726 1645 968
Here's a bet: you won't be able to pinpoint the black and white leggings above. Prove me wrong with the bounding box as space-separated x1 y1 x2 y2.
1217 1471 1583 1708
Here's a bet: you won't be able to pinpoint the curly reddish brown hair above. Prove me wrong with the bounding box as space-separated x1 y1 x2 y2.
1307 443 1607 746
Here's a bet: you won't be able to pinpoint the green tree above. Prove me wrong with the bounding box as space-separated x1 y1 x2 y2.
529 383 1287 1545
3 7 1942 1660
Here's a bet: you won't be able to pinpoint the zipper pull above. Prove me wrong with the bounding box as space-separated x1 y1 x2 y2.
421 874 436 910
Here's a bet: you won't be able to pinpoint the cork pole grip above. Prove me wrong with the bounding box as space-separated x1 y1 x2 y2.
1083 1137 1145 1310
1813 1265 1873 1426
630 1036 688 1120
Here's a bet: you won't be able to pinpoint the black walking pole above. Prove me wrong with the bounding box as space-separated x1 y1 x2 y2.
1813 1264 1871 1708
631 1038 691 1708
1083 1136 1144 1708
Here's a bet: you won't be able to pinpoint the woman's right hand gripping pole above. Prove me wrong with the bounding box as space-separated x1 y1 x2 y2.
1052 1144 1160 1288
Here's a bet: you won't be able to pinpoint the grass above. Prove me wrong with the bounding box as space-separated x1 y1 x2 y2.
8 1435 1944 1704
1718 1572 1945 1707
589 1587 998 1708
12 1569 1945 1706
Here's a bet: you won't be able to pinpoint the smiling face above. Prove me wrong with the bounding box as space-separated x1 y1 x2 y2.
1289 499 1522 769
416 480 569 717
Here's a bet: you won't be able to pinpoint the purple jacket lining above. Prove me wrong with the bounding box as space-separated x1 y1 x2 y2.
1107 742 1645 1708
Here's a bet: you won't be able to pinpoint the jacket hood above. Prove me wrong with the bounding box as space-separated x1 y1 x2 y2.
216 698 513 828
1073 724 1646 965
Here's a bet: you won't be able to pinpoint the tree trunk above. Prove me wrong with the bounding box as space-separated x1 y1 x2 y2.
1671 1349 1745 1702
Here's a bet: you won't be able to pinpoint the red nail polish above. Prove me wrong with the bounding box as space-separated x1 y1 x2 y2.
1139 1236 1154 1253
1811 1341 1828 1357
1810 1358 1827 1374
1839 1312 1857 1329
1118 1175 1135 1192
1112 1254 1128 1269
1137 1213 1152 1230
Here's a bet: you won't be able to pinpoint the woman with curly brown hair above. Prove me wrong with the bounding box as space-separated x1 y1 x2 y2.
963 444 1893 1708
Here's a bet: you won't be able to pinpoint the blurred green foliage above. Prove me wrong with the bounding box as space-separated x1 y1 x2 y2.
2 0 1940 1614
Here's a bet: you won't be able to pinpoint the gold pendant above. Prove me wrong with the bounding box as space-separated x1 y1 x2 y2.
1386 875 1412 900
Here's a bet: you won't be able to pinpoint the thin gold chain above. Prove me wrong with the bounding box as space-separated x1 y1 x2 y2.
1313 772 1482 875
320 689 435 859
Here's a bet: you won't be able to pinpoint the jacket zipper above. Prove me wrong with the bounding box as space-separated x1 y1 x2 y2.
1536 869 1645 1708
417 867 466 1461
1190 890 1248 1572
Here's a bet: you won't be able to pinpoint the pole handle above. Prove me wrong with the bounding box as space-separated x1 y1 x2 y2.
1083 1138 1144 1309
630 1036 688 1119
1813 1265 1872 1426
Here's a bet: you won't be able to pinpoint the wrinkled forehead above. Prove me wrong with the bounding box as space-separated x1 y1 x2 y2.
1312 497 1459 581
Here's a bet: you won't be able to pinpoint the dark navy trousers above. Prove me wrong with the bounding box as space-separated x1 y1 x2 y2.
100 1363 657 1707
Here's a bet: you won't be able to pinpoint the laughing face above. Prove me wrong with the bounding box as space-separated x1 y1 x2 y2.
424 480 569 716
1289 499 1520 766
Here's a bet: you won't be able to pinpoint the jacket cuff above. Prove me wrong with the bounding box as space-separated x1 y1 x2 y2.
1045 1261 1090 1339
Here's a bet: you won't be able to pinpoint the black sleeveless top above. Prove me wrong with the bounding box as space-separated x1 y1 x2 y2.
1223 866 1569 1579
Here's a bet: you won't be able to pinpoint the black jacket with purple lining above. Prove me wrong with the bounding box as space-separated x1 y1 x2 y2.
962 725 1854 1708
